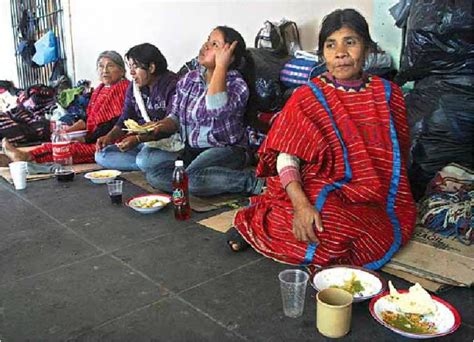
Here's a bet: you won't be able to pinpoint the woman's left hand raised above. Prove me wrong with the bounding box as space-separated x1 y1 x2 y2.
215 41 238 69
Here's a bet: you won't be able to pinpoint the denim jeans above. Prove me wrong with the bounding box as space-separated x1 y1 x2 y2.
95 144 179 172
146 146 258 196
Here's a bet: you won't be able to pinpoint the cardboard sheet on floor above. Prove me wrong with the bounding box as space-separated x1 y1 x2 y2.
121 171 246 213
197 209 239 233
0 163 102 184
382 266 448 293
385 225 473 288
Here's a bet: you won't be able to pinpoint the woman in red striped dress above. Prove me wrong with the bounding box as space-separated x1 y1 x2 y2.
2 51 129 165
231 9 416 269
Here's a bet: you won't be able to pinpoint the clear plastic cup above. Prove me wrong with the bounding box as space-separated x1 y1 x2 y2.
278 269 309 318
107 180 123 205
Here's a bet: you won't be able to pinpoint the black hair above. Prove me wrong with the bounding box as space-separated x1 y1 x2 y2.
125 43 168 76
317 8 377 58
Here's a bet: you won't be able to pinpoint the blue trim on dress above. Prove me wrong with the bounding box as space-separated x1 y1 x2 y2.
364 79 403 270
300 81 353 265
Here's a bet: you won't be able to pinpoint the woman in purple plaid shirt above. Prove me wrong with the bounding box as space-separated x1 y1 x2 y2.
144 26 264 196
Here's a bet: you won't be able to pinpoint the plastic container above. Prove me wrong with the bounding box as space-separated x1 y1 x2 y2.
172 160 191 220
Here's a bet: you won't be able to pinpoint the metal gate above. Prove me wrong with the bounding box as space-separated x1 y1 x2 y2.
10 0 67 89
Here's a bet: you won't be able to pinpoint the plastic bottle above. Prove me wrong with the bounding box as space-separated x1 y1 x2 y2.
172 159 191 220
51 121 74 181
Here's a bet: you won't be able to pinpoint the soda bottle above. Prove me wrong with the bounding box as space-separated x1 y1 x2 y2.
51 121 74 181
172 159 191 220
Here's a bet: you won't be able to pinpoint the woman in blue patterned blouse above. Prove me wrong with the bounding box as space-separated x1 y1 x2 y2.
145 26 264 196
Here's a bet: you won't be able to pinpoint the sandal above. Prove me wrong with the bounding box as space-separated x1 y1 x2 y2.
226 227 250 252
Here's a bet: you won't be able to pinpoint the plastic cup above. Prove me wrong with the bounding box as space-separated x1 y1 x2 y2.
9 161 28 190
278 269 309 318
107 180 123 205
316 288 353 338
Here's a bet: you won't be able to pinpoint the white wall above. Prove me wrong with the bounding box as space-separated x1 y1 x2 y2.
68 0 373 85
0 0 19 85
1 0 403 87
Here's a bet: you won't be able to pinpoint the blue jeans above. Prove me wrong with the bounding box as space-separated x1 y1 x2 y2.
146 146 258 196
95 144 179 172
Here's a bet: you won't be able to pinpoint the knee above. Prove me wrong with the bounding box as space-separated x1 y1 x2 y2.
94 150 106 166
136 154 149 171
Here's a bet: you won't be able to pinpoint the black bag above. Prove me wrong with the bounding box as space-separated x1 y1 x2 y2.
406 75 474 199
396 0 474 84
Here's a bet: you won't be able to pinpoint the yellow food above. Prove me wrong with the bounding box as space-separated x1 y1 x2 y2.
381 310 437 334
330 272 365 295
89 171 117 178
124 119 160 132
388 281 437 315
134 197 165 208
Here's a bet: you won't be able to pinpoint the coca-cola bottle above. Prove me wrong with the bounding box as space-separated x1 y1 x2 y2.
172 159 191 220
51 121 74 181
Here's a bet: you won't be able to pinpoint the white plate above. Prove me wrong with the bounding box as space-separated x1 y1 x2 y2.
67 130 88 139
311 265 386 302
84 169 121 184
126 194 171 214
369 291 461 338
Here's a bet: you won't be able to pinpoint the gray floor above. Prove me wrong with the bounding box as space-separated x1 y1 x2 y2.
0 176 472 341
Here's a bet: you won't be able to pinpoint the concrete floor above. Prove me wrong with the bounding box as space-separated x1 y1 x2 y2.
0 176 472 341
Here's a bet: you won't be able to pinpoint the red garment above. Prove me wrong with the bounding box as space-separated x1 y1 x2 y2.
234 76 416 268
31 79 129 164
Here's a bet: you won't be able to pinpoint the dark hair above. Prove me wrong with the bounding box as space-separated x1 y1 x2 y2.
214 26 247 71
125 43 168 76
318 8 377 58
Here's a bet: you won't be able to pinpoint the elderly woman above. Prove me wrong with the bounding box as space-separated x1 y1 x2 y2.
94 43 178 172
230 9 416 269
141 26 264 196
1 50 129 165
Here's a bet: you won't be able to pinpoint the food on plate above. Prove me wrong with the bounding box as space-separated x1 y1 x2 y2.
88 171 118 179
330 272 365 295
381 310 437 334
124 119 160 131
387 281 437 315
133 197 166 208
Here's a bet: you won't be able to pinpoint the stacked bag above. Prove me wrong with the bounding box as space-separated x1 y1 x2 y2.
391 0 474 199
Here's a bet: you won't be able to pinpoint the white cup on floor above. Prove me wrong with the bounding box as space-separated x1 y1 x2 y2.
9 161 28 190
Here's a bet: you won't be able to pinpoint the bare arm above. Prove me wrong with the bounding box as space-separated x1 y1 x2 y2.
65 119 86 132
96 125 125 151
286 181 324 243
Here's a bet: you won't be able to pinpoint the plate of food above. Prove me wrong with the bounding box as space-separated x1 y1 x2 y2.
369 281 461 339
123 119 161 133
311 265 386 302
126 194 171 214
66 130 88 139
84 169 121 184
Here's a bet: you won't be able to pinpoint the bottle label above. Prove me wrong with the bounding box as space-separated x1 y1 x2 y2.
52 142 72 165
172 188 187 205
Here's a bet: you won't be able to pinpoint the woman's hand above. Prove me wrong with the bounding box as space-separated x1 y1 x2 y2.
214 41 238 69
292 203 323 243
96 134 114 151
115 135 139 152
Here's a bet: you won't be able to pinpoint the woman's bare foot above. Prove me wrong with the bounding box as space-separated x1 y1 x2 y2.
1 138 32 162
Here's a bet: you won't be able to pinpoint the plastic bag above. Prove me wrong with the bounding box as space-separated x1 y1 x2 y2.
396 0 474 83
32 30 59 66
406 75 474 199
247 48 290 112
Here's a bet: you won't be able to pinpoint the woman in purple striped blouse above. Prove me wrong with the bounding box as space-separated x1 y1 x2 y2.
144 26 264 196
